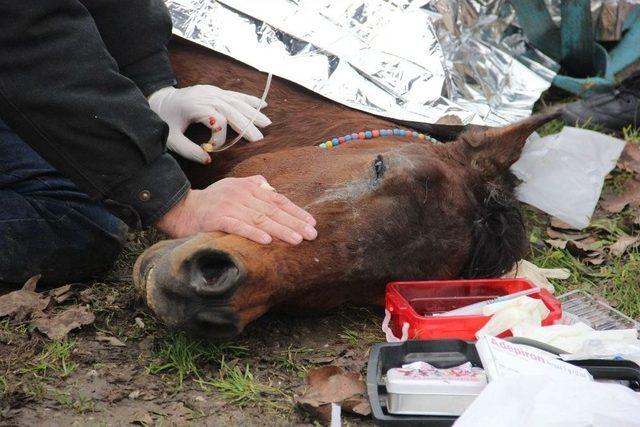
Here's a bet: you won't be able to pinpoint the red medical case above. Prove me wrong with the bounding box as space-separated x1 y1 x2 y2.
385 278 562 341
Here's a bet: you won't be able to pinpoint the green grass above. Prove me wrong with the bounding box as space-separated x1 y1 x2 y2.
537 118 565 137
47 387 98 414
623 125 640 143
537 116 619 139
529 238 640 319
203 360 288 412
0 319 28 347
270 345 340 379
271 346 314 376
339 325 384 346
147 331 249 387
337 307 386 346
594 250 640 319
23 340 77 380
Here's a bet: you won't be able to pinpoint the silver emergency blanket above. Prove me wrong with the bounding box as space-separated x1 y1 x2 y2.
165 0 559 126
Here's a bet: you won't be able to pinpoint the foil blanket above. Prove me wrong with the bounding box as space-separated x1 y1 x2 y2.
165 0 561 126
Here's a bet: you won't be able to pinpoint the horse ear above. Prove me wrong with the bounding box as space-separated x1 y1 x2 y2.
457 112 559 174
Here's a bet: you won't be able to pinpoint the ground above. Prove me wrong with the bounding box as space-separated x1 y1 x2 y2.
1 96 640 426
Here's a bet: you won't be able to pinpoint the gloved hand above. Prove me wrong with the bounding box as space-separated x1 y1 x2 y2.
148 85 271 164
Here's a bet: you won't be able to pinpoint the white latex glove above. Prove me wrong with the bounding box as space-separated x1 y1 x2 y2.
148 85 271 164
502 259 570 293
476 296 550 338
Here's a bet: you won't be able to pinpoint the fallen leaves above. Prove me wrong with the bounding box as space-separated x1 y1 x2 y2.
546 228 590 241
297 365 370 423
617 142 640 175
32 306 95 341
0 275 95 340
95 331 126 347
544 222 607 259
601 178 640 214
0 275 50 321
545 188 640 261
550 218 577 230
565 237 603 258
610 235 640 257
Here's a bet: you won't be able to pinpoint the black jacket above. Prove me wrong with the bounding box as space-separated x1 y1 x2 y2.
0 0 189 228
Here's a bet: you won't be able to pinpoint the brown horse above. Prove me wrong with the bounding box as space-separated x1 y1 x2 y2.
133 40 557 338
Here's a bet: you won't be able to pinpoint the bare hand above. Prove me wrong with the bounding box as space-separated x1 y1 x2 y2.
155 176 317 244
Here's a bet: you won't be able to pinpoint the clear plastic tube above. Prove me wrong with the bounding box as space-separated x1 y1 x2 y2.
212 72 273 153
434 287 541 317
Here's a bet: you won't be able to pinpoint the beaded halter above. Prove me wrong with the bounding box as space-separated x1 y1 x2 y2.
318 128 440 148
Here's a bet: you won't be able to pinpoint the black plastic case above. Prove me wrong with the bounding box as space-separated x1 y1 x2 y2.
367 339 640 426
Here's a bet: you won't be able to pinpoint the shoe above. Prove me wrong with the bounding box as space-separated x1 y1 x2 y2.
560 72 640 132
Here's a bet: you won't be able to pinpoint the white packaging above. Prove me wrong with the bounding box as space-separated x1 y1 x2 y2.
511 127 626 229
385 361 487 416
454 375 640 427
475 335 593 382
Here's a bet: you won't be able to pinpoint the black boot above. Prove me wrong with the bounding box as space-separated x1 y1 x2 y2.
560 72 640 132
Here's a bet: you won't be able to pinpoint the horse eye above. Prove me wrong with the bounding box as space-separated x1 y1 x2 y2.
373 156 385 180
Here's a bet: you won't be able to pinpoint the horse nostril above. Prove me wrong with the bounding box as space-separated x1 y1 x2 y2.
187 250 243 298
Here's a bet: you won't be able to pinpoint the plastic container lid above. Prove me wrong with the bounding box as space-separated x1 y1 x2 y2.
386 361 487 395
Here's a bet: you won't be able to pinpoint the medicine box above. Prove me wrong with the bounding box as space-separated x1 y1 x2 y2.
385 361 487 416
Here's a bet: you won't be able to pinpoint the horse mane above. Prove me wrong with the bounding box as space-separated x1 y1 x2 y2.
463 172 526 278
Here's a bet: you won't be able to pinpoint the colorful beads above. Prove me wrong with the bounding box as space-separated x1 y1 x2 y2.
318 128 440 148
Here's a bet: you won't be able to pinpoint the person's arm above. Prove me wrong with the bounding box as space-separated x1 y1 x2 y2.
0 0 317 243
0 0 188 227
84 0 272 165
79 0 177 98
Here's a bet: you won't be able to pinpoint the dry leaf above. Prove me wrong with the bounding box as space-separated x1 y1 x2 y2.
350 400 372 416
545 239 567 249
134 317 145 329
0 275 49 321
129 410 154 426
566 237 603 258
95 332 126 347
32 306 95 340
550 218 578 230
50 285 75 304
617 143 640 175
609 235 640 257
546 228 590 241
586 256 605 266
601 178 640 213
50 285 71 297
297 365 368 422
162 401 194 422
306 355 336 364
79 288 94 303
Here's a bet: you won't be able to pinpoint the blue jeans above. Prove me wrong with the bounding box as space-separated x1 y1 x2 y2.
0 119 128 284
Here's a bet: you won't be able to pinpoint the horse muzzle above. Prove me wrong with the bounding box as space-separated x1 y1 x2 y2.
134 238 247 339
